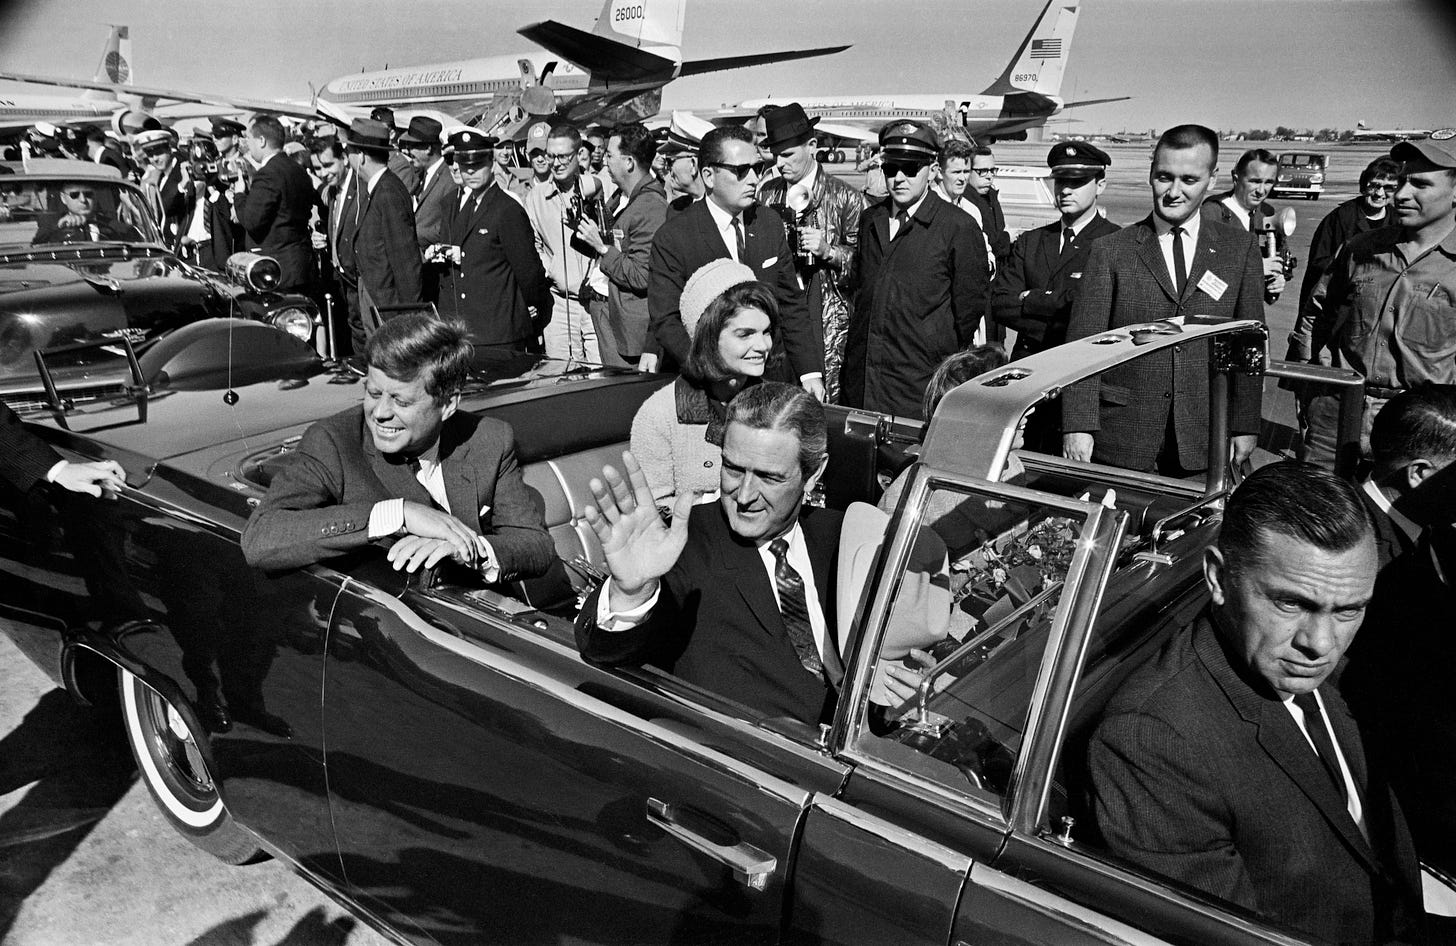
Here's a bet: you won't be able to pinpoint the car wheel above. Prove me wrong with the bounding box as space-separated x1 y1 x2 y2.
118 667 264 865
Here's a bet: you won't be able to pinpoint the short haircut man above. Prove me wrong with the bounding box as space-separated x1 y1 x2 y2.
613 122 657 171
241 312 554 580
1090 461 1423 946
576 381 846 727
699 124 753 170
1232 147 1278 177
1357 384 1456 568
248 114 286 152
1061 123 1264 477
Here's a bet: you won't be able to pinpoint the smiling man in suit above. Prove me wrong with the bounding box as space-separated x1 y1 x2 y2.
435 129 553 351
647 125 824 400
242 313 553 580
1089 462 1424 945
1061 124 1265 477
576 382 842 727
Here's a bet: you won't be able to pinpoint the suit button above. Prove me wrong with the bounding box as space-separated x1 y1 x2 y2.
1174 345 1183 353
1163 392 1171 399
320 526 328 535
704 460 713 467
460 293 467 299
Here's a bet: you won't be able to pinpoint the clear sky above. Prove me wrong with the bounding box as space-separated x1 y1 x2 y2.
1 0 1452 135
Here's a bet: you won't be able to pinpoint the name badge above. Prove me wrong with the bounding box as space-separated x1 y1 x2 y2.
1197 270 1228 301
1070 272 1082 279
760 256 777 269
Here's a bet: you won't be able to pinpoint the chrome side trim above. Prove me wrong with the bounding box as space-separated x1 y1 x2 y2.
968 861 1172 946
811 794 972 874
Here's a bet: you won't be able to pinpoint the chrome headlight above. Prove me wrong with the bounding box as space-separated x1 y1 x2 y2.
271 306 315 341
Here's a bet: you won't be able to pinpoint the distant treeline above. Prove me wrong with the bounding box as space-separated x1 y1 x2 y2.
1230 127 1363 142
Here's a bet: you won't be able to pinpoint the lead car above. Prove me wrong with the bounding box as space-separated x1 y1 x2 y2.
0 319 1444 945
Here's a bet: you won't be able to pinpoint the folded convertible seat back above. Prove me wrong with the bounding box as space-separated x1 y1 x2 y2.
517 443 626 611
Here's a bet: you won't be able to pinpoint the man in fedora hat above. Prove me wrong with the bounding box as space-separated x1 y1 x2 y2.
336 117 421 351
398 116 456 303
435 128 552 351
234 114 315 291
758 102 864 403
369 105 420 195
842 120 990 419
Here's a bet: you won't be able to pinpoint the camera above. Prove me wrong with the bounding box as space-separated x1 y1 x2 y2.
563 191 583 230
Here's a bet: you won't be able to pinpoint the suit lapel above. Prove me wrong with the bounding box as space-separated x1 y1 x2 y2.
1039 225 1064 278
693 200 733 260
1195 621 1380 871
439 422 480 527
711 514 782 637
1183 227 1221 305
1133 217 1179 304
362 430 434 508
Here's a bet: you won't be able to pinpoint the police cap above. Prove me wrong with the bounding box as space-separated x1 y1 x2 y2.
1046 141 1111 177
446 128 497 167
878 120 939 164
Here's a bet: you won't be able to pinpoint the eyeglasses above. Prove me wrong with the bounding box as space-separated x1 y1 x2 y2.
63 189 96 199
971 166 999 175
1365 181 1398 193
545 152 577 164
709 162 757 181
881 161 927 179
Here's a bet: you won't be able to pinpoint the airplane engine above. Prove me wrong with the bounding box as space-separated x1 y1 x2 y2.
111 108 157 138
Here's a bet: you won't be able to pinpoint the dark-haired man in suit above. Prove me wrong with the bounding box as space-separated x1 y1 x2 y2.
647 124 823 400
433 129 553 350
576 382 842 726
235 114 315 292
242 313 552 579
1090 461 1424 946
1061 124 1265 477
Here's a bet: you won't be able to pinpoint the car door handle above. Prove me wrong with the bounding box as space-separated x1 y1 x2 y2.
645 798 777 892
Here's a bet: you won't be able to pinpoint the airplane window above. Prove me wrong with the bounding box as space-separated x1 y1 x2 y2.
851 482 1090 804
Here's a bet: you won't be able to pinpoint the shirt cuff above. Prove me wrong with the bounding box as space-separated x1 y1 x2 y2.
476 536 500 583
367 498 405 539
44 459 68 484
799 372 824 382
594 578 659 631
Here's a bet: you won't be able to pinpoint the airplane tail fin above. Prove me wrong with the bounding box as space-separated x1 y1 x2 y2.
981 0 1080 97
591 0 686 48
83 25 130 101
1357 120 1368 129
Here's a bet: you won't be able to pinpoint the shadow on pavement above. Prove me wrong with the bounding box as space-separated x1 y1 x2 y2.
184 906 358 946
0 689 136 941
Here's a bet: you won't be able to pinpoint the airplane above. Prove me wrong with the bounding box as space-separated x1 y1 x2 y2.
703 0 1129 149
0 25 137 134
0 0 849 143
1351 120 1431 142
314 0 851 137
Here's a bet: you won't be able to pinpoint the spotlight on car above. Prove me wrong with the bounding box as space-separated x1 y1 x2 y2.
225 252 283 292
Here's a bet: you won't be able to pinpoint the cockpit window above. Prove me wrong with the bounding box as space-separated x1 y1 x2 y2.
0 180 161 249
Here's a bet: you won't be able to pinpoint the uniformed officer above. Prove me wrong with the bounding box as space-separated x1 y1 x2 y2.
990 142 1119 450
433 129 553 350
841 120 990 419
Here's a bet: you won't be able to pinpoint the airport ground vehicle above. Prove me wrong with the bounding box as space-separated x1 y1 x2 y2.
0 164 319 411
1270 151 1326 200
0 320 1444 945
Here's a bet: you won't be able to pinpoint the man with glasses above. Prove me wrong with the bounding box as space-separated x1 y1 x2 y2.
435 128 552 352
964 145 1011 277
1304 133 1456 467
841 120 990 419
647 124 823 399
525 123 605 363
1289 157 1402 365
33 183 126 244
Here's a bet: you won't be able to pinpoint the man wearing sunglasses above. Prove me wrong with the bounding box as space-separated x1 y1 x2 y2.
135 128 187 251
33 183 127 245
647 124 823 400
841 120 990 420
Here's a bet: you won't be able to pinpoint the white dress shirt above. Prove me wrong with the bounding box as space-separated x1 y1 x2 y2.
1282 689 1367 840
1151 212 1201 290
1218 195 1251 230
366 442 499 580
1361 478 1422 547
704 197 745 261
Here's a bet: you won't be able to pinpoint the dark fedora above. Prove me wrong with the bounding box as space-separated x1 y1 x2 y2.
398 116 444 148
369 106 400 133
761 102 820 152
341 118 393 151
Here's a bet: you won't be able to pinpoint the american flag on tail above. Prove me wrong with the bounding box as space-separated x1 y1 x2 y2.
1030 38 1061 59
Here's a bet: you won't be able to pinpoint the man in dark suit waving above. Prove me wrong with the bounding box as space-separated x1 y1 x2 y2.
1061 124 1265 476
1089 462 1424 946
234 114 314 292
647 125 823 400
575 383 842 727
241 313 553 580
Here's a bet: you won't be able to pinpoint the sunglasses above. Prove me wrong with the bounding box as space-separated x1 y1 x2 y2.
64 189 96 199
881 161 928 179
1365 181 1398 193
709 162 757 181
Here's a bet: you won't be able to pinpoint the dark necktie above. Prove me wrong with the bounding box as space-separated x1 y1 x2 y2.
1170 225 1188 297
768 538 825 680
893 209 909 239
730 216 746 262
1293 691 1347 804
1060 226 1076 260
